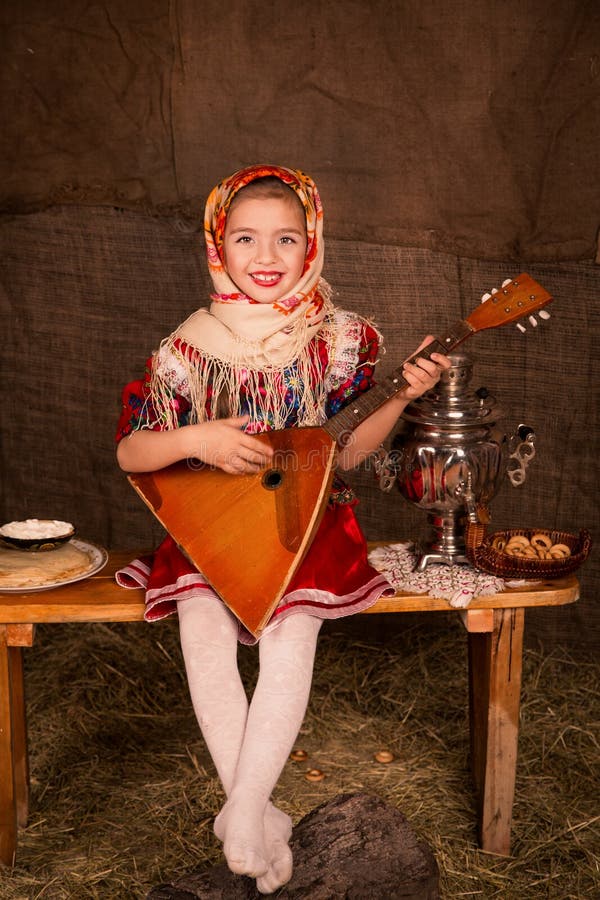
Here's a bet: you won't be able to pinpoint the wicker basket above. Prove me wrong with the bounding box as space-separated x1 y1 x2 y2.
465 523 592 580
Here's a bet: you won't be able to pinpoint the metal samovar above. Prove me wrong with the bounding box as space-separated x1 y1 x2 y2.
378 351 535 570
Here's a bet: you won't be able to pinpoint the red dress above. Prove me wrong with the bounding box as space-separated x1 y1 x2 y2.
115 312 393 644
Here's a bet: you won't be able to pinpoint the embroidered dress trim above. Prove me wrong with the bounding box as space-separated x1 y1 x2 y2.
116 563 392 646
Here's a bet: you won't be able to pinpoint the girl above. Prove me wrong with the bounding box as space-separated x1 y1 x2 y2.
115 164 449 894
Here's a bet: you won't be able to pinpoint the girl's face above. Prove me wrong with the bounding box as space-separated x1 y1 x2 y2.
223 195 307 303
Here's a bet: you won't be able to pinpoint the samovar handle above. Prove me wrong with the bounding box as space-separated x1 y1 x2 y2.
507 424 536 487
372 445 403 493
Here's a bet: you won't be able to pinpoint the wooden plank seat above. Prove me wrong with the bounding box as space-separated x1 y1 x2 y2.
0 546 579 867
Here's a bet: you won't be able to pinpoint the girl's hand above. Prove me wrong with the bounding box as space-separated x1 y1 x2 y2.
400 337 451 400
187 415 274 474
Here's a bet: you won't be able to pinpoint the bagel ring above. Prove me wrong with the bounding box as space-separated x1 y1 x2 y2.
290 749 308 762
374 750 395 764
549 543 571 558
531 533 553 551
505 543 527 556
522 546 538 558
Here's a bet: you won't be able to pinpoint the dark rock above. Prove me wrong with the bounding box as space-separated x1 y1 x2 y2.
148 793 439 899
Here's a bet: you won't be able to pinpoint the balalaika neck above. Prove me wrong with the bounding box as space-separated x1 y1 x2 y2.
323 319 474 444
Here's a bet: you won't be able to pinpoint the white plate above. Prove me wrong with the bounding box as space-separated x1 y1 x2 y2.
0 539 108 593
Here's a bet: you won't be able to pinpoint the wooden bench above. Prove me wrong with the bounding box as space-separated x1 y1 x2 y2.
0 545 579 867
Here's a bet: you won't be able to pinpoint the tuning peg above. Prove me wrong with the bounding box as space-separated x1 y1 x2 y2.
480 292 492 303
516 310 550 333
502 278 512 287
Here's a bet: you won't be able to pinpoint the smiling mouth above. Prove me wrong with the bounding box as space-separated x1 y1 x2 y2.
251 272 282 285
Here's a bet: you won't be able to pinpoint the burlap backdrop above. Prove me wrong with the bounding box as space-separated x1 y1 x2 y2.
1 1 598 647
1 0 599 258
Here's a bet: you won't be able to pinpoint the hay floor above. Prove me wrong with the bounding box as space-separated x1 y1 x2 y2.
2 614 598 899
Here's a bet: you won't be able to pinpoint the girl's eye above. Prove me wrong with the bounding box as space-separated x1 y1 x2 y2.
236 235 253 244
279 236 296 245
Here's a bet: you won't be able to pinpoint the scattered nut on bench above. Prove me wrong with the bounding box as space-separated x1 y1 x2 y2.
305 768 325 782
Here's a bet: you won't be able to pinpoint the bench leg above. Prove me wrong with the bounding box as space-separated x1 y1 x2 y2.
0 625 33 867
10 644 30 828
0 626 18 866
468 607 524 855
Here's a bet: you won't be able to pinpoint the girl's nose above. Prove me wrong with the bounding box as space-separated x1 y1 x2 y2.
254 240 277 264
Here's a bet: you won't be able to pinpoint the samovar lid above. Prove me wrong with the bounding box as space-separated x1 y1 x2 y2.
400 351 504 426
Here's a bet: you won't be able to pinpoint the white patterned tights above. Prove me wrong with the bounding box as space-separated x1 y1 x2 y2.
178 597 321 894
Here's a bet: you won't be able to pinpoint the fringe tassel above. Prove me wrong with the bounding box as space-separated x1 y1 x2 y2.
147 313 340 432
143 300 379 435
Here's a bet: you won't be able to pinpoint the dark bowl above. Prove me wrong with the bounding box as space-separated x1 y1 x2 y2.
0 519 75 552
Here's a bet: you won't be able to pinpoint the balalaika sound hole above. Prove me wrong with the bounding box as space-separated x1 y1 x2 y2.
262 469 283 490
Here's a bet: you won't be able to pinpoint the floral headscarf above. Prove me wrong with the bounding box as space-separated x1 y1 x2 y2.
150 165 336 429
205 164 322 308
190 164 331 347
